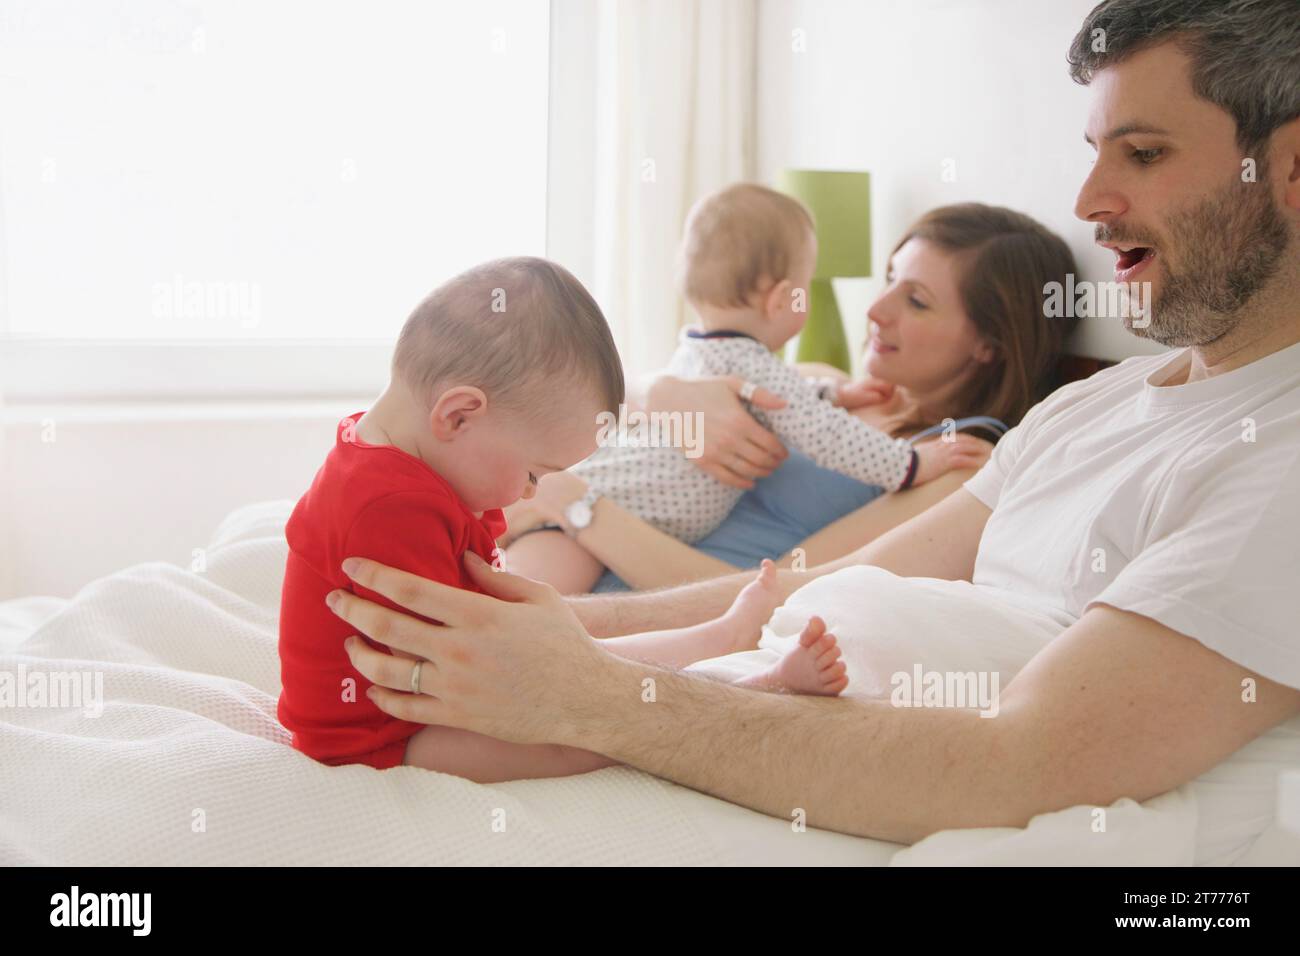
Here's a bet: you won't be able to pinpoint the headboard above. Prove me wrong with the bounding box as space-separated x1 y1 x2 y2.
1057 352 1117 386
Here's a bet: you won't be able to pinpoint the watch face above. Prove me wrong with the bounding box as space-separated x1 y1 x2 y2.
567 500 593 529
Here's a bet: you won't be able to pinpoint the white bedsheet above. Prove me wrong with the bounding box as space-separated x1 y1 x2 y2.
688 563 1299 866
1 501 1290 865
0 502 891 865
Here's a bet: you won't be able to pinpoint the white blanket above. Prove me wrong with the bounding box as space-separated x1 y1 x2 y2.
687 565 1205 865
0 502 888 865
4 501 1274 866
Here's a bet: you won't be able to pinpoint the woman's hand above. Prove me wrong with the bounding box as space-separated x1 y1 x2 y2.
498 471 590 546
834 375 896 410
528 470 589 527
794 361 853 386
333 553 612 745
645 374 788 490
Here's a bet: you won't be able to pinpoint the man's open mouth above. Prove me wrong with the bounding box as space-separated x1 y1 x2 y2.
1109 243 1157 281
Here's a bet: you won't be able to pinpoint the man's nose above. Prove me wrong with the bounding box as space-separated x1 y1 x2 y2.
1074 159 1129 224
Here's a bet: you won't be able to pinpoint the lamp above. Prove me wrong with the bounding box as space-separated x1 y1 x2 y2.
774 169 871 372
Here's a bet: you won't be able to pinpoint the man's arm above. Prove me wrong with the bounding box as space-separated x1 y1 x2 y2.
565 603 1300 843
335 554 1300 843
570 484 992 637
780 468 983 572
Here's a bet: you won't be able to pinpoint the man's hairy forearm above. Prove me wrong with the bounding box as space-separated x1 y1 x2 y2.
566 653 1036 844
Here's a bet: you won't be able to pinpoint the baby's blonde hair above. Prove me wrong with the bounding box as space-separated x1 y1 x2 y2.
677 183 815 309
393 257 624 418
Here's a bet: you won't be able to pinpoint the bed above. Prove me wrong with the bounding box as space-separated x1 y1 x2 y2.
1 500 1293 865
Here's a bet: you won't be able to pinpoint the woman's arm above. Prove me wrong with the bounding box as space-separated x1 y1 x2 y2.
513 469 738 589
536 466 980 592
775 468 980 569
576 498 738 589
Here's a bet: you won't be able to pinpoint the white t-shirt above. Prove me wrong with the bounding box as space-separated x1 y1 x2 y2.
965 338 1300 688
964 338 1300 865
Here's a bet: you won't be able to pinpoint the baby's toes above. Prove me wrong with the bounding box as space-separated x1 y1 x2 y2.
808 634 837 659
820 659 847 680
816 643 842 668
798 616 826 647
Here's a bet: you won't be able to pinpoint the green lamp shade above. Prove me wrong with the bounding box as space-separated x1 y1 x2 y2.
775 169 872 372
776 169 872 278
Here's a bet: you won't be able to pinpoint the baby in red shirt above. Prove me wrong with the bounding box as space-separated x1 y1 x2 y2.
278 256 848 780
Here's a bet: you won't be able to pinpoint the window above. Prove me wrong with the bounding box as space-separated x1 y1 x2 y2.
0 0 549 396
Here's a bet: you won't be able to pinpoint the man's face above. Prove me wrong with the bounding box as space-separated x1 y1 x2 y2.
1075 42 1290 347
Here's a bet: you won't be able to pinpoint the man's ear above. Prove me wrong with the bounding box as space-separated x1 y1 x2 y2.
428 386 488 440
1276 115 1300 214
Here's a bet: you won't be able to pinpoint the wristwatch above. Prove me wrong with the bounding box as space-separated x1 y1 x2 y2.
563 489 602 538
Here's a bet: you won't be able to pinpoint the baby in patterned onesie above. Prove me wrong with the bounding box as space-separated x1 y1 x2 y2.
510 183 978 593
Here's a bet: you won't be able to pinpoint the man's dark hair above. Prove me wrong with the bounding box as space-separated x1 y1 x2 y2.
1067 0 1300 152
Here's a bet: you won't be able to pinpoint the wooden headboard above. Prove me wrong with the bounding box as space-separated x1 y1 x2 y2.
1057 352 1117 386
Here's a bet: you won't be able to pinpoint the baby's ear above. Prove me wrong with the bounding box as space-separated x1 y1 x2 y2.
429 386 488 437
762 277 793 318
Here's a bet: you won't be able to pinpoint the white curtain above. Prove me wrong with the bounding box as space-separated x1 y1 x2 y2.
588 0 757 379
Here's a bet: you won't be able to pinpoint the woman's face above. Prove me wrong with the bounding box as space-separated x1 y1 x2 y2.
864 237 993 392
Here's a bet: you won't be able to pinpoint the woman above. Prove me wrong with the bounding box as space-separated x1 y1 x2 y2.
506 203 1079 591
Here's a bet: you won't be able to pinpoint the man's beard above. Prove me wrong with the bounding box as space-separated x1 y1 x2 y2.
1132 167 1290 347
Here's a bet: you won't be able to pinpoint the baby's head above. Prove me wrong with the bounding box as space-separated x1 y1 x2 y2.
391 256 623 512
678 183 818 346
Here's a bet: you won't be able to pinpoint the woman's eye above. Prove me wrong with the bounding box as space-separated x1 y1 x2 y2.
528 472 538 485
908 296 928 310
1132 147 1162 165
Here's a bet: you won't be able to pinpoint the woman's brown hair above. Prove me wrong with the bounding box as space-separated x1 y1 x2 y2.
888 203 1080 436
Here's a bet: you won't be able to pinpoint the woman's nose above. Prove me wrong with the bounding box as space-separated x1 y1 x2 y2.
867 293 897 329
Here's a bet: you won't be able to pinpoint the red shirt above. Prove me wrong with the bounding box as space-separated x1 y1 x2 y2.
277 412 507 769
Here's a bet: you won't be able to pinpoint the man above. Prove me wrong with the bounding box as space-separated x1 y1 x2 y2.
332 0 1300 857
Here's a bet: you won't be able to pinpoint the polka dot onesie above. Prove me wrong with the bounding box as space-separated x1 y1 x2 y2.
571 329 915 543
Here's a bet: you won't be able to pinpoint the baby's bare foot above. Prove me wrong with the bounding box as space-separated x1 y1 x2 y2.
721 559 782 653
739 615 848 696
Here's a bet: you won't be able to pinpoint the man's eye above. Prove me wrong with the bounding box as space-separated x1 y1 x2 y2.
528 472 538 485
1132 148 1163 165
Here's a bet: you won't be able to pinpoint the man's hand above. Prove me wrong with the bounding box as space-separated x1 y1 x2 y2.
332 551 614 745
645 374 788 489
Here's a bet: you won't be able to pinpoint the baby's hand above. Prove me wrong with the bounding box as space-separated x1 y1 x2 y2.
910 434 994 486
